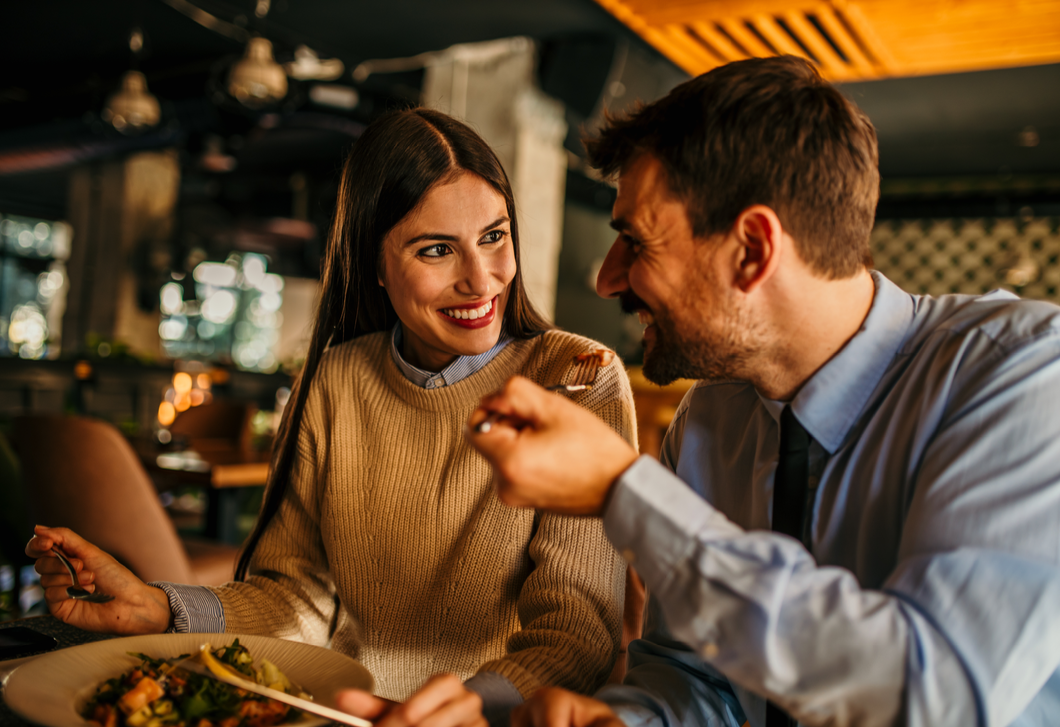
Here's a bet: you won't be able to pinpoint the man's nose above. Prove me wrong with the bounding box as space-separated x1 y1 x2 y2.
596 238 632 299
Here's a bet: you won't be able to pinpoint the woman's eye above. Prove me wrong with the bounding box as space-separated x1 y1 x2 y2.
481 229 507 244
419 244 452 258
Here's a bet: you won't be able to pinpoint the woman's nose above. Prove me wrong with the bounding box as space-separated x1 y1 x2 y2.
596 237 632 298
457 253 493 297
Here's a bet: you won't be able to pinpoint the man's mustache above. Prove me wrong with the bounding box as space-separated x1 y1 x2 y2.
619 292 649 315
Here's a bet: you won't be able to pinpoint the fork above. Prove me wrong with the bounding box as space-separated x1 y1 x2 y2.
177 644 373 727
474 352 608 434
51 546 115 604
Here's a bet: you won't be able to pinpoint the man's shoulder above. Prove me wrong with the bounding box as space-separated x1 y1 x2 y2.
671 379 759 429
905 290 1060 358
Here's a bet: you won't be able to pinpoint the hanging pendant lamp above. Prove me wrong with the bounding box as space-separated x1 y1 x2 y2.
228 37 288 108
102 70 161 132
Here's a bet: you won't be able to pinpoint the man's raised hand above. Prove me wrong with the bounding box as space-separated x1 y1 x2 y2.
466 376 638 516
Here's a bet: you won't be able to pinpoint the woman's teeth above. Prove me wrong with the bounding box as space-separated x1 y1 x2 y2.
638 310 655 326
444 299 493 320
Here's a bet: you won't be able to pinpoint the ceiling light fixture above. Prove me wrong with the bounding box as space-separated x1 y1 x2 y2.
102 28 160 133
285 45 345 81
103 71 161 133
228 37 288 108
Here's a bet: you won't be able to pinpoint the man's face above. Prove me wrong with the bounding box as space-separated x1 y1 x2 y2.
597 153 762 385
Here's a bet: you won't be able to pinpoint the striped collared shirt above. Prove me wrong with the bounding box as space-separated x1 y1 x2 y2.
390 322 512 389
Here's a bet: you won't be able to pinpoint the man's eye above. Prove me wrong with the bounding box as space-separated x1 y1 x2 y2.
419 244 452 258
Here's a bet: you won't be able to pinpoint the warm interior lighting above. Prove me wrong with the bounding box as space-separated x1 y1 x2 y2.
591 0 1060 81
197 373 212 390
74 360 93 380
285 45 344 81
158 401 176 427
173 372 193 394
102 71 161 132
228 37 288 107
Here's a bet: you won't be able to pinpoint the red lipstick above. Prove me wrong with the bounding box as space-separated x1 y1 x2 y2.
438 296 498 330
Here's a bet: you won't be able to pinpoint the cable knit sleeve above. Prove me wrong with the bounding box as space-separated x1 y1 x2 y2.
207 364 338 644
475 333 637 697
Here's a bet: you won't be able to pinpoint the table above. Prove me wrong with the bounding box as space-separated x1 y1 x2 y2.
132 439 271 545
0 616 118 727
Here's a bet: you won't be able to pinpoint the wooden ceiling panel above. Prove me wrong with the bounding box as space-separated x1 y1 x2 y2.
593 0 1060 81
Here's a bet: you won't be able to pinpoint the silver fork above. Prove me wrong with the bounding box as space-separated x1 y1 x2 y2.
51 546 115 603
474 351 610 434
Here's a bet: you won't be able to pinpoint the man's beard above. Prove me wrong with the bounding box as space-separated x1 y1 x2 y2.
622 277 760 386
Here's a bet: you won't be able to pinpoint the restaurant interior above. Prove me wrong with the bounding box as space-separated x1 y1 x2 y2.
0 0 1058 625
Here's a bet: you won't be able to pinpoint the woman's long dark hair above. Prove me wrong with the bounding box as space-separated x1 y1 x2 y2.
236 108 551 580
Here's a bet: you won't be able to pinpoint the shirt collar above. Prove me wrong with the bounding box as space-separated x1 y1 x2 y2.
762 271 915 454
390 323 513 389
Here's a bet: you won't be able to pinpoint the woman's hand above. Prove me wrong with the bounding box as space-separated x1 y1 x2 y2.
511 688 623 727
336 674 486 727
25 525 173 634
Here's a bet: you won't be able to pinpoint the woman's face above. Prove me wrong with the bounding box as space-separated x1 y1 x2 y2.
379 172 517 372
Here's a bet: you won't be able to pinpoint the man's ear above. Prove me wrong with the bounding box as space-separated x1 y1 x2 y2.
732 205 785 294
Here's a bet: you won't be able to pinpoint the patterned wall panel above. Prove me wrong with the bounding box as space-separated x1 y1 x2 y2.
870 217 1060 304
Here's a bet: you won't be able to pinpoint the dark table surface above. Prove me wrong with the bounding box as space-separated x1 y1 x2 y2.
0 616 118 727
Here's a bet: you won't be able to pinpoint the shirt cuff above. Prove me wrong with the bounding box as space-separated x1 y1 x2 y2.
603 456 741 595
148 582 226 634
464 671 523 727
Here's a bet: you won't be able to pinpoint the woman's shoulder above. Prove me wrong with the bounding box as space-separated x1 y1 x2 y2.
529 329 610 358
519 330 630 387
317 332 390 376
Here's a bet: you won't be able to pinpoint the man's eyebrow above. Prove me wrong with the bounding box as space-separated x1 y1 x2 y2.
404 217 511 246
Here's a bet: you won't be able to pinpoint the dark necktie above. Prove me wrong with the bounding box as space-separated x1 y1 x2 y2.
766 407 811 727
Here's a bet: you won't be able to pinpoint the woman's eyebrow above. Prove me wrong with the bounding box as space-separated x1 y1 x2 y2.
404 232 458 246
404 217 510 246
479 216 510 233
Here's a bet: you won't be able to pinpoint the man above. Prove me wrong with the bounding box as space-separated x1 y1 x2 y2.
466 56 1060 727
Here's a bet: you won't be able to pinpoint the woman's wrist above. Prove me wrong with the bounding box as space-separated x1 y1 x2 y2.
141 585 176 633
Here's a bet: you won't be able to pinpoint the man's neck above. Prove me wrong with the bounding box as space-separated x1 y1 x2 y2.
751 268 876 401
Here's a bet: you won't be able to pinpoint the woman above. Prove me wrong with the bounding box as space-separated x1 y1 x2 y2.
28 109 635 726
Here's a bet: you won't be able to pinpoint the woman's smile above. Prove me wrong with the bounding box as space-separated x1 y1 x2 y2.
439 296 497 327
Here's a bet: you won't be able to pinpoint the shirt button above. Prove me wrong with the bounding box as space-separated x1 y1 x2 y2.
700 642 719 659
620 548 636 564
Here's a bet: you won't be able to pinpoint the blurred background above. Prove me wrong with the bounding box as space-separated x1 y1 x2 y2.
0 0 1057 617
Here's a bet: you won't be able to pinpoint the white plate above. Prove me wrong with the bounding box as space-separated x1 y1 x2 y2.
2 633 373 727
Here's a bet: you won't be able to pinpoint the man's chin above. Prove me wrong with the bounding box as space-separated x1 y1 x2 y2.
642 346 683 386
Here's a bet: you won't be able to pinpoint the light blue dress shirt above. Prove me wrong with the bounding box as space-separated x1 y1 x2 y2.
597 272 1060 727
152 323 520 722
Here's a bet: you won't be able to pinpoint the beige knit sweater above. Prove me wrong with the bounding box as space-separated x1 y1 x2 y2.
212 330 637 700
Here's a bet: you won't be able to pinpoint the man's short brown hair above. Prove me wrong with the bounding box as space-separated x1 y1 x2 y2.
585 56 879 279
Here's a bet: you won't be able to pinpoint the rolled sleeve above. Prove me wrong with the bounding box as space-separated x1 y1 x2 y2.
149 581 225 634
